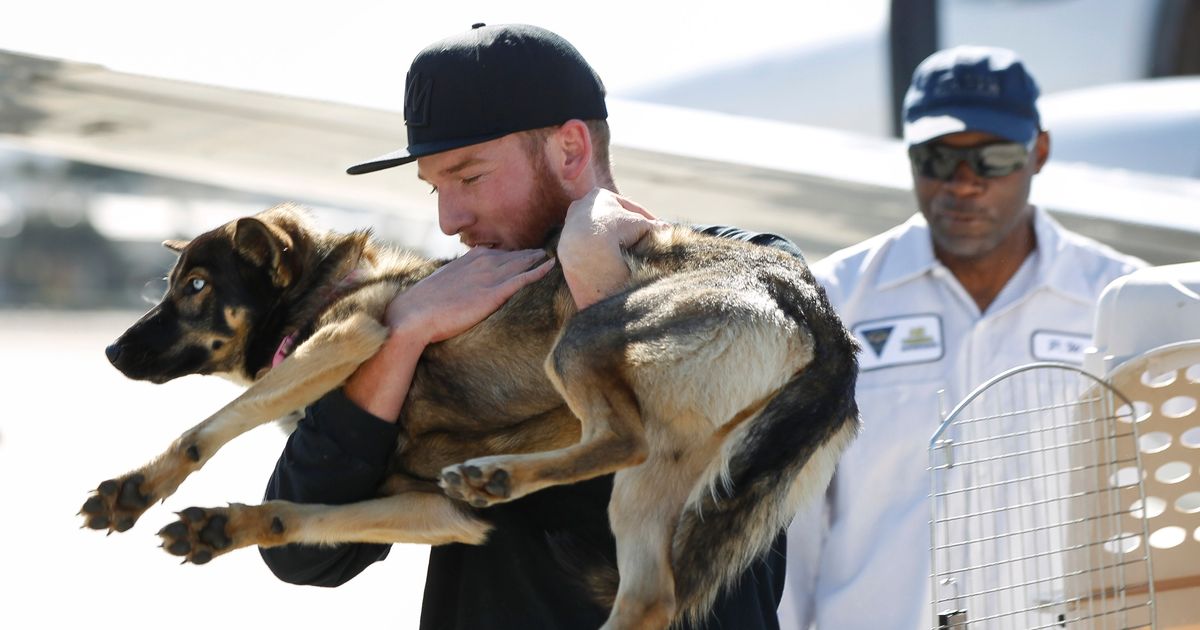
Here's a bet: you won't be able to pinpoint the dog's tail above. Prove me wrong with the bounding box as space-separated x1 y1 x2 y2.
670 273 861 626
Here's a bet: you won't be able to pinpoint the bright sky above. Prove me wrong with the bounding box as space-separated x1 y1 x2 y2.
3 0 886 111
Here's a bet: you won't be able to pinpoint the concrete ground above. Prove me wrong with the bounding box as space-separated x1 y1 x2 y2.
0 310 428 630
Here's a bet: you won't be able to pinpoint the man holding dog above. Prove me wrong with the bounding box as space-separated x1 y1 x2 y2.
779 47 1144 629
260 23 796 629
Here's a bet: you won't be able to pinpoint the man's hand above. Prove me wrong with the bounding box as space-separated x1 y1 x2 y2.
558 188 670 310
344 247 554 421
386 247 556 344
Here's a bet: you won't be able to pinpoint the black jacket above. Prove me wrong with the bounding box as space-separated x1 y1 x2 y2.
261 227 802 629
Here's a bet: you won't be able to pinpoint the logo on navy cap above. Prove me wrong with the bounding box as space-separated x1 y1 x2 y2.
932 72 1001 99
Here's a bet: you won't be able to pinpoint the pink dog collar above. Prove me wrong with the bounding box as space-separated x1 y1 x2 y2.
270 269 364 369
271 333 298 368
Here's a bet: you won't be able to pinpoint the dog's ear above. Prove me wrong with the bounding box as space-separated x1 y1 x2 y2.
162 239 190 252
234 217 295 287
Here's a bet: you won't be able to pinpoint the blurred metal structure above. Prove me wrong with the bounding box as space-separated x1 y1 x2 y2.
2 49 1200 266
929 363 1157 629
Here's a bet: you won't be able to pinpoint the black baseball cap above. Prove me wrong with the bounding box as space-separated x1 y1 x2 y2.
903 46 1041 146
347 23 608 175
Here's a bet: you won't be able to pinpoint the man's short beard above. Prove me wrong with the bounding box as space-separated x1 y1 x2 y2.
516 151 575 249
929 226 1006 260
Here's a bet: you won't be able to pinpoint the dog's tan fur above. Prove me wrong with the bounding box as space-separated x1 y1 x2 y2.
85 204 859 629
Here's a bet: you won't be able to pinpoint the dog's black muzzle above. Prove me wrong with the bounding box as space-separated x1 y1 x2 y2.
106 303 207 383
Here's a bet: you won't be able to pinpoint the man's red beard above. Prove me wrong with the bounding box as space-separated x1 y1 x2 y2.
513 151 575 249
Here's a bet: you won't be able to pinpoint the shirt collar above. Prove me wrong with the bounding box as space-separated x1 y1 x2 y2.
874 213 937 291
873 207 1095 303
1031 206 1096 303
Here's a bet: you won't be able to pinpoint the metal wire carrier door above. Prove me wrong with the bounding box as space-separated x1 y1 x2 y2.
929 363 1156 629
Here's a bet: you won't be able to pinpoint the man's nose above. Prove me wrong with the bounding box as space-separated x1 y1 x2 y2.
943 161 985 195
437 196 475 237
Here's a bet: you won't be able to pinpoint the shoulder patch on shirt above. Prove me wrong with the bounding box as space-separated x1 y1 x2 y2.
1030 330 1091 363
852 314 944 371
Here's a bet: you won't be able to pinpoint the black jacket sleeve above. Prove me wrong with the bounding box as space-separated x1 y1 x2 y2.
692 224 806 261
259 387 402 587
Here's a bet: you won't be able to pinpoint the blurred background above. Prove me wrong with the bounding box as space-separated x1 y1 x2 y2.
1 1 1198 628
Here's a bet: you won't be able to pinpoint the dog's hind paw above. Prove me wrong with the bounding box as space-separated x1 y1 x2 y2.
439 459 515 508
79 473 154 533
157 504 285 564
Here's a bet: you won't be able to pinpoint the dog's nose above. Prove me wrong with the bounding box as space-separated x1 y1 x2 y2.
105 343 122 365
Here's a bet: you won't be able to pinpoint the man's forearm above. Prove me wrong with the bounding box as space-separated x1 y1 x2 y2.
558 188 670 310
343 324 429 421
559 248 631 310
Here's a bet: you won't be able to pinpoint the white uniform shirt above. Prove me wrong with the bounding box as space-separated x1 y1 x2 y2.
780 207 1144 630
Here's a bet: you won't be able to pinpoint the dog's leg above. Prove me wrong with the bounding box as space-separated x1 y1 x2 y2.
81 313 388 533
439 347 648 507
377 472 444 496
155 492 491 565
599 439 715 630
401 405 580 480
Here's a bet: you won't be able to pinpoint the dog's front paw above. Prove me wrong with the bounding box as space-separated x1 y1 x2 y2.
439 459 516 508
81 441 205 534
80 473 154 533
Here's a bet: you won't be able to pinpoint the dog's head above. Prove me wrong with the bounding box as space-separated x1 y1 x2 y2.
106 205 309 384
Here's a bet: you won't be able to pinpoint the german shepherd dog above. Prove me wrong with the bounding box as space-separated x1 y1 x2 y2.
83 203 859 629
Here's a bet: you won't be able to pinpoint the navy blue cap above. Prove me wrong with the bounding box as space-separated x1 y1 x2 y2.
903 46 1041 146
347 23 607 175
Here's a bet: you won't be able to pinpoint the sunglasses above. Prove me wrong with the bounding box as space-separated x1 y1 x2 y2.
908 140 1034 181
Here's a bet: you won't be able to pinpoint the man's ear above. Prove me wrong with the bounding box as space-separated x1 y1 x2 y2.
162 239 190 252
233 217 295 287
1032 130 1051 174
552 119 593 186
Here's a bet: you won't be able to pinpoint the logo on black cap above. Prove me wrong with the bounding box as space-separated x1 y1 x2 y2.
404 72 433 128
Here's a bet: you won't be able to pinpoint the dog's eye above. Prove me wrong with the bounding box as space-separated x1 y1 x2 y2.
187 278 207 294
